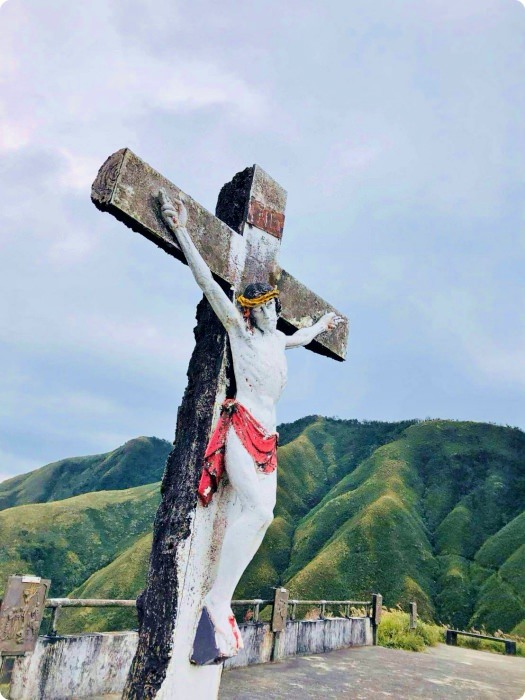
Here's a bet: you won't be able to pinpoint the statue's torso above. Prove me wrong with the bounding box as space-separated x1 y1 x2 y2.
228 328 287 433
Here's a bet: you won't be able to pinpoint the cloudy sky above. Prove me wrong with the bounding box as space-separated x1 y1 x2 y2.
1 0 525 482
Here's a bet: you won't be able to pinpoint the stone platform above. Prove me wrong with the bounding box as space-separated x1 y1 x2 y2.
219 643 525 700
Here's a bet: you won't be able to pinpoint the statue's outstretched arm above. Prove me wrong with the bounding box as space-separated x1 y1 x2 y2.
285 312 343 349
158 189 243 332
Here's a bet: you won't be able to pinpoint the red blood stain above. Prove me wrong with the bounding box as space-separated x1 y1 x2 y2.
228 615 240 649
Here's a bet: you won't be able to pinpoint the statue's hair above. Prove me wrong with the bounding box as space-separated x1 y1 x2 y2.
242 282 282 315
242 282 281 326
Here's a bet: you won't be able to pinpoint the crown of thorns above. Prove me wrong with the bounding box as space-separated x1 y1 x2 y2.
236 287 280 308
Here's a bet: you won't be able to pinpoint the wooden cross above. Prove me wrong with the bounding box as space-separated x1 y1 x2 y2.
91 149 348 700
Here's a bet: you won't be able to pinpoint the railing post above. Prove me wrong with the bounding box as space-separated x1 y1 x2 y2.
505 640 516 655
290 600 297 621
445 629 457 646
320 600 326 620
270 588 289 662
409 601 417 630
371 593 382 645
253 599 262 623
49 605 62 637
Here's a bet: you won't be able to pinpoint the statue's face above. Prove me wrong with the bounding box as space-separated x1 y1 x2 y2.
251 299 278 333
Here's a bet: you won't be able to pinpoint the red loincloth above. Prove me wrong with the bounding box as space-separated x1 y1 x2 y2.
197 399 278 506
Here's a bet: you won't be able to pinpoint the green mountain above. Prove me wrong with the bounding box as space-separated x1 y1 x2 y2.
1 418 524 635
0 483 160 597
59 533 152 634
277 420 525 629
0 436 170 510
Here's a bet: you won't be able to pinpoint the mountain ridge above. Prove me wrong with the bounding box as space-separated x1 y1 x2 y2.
0 417 523 635
0 436 171 510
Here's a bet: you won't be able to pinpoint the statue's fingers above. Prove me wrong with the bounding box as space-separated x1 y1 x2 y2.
161 206 176 218
160 191 177 214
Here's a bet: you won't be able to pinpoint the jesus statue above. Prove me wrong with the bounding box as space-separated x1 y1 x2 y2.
159 189 342 662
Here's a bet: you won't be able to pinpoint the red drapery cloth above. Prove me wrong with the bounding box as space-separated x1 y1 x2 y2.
197 399 278 506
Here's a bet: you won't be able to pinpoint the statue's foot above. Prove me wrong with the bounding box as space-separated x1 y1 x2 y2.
190 603 243 665
204 594 243 653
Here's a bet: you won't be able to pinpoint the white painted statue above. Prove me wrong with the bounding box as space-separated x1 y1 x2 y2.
159 189 342 661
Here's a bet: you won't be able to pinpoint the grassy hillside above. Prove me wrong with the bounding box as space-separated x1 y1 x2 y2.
0 436 170 511
236 417 417 597
242 419 525 633
282 439 435 616
1 418 523 636
58 533 152 633
0 483 160 597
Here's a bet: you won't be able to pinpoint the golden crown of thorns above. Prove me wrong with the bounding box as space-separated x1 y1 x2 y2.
236 288 280 308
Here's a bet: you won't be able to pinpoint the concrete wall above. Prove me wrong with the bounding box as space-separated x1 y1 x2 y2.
9 632 137 700
9 617 372 699
225 616 372 670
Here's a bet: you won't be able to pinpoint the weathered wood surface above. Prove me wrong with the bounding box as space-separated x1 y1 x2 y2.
123 296 231 699
91 149 348 361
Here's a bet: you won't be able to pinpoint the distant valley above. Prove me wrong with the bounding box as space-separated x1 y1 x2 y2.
0 418 523 637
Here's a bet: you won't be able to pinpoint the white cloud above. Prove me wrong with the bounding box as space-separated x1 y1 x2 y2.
0 0 266 163
47 230 94 264
472 341 525 386
1 0 525 478
65 312 196 367
0 117 34 151
410 283 525 389
57 149 101 192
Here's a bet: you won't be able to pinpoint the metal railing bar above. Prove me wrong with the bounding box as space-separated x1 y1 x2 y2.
284 600 371 606
45 597 370 609
40 595 374 637
230 599 272 606
46 598 137 608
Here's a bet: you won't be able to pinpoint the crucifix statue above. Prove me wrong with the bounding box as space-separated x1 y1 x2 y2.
91 150 348 700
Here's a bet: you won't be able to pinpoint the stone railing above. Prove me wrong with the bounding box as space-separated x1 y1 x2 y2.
44 594 377 635
45 597 137 636
4 591 382 700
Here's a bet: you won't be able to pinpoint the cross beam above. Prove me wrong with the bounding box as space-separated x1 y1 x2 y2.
91 149 348 360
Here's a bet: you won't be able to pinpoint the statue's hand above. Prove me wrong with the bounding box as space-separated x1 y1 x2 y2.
159 188 188 230
319 312 343 332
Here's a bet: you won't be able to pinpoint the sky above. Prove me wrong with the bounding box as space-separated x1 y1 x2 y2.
1 0 525 482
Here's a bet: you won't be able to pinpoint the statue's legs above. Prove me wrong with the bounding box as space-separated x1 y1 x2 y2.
203 425 276 653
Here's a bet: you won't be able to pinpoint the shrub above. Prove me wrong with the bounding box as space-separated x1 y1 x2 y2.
377 609 442 652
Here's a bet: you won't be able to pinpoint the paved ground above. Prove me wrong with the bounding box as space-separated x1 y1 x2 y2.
219 644 525 700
